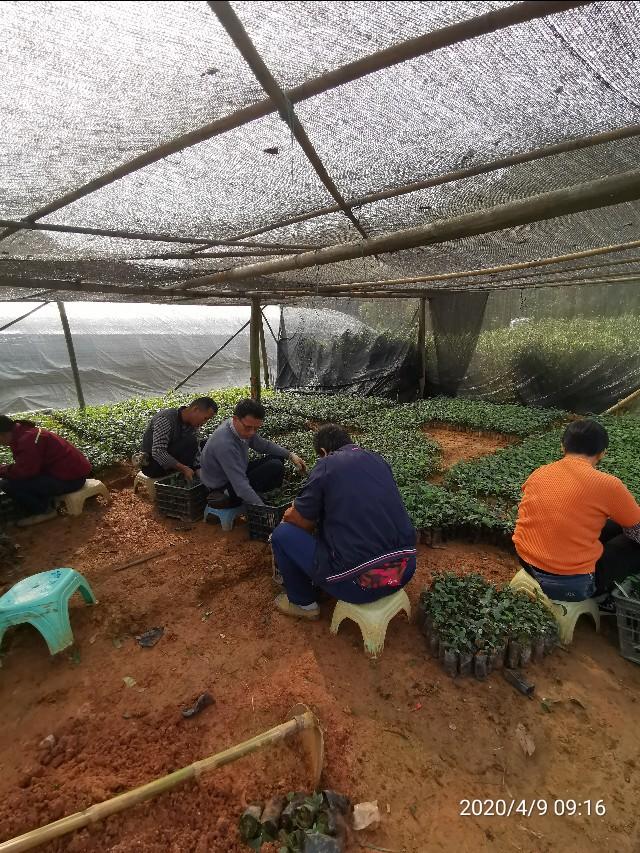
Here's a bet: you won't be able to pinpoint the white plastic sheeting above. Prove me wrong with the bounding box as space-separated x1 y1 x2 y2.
0 302 280 412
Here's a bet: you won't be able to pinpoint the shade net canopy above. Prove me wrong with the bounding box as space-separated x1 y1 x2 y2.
2 1 640 411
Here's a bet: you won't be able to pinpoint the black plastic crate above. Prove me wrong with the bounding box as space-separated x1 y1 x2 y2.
613 576 640 665
154 474 207 521
245 489 298 542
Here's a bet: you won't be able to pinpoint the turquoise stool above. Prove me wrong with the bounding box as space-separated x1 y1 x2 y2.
0 568 96 660
203 504 243 531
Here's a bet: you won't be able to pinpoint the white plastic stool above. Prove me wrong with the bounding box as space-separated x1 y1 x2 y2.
330 588 411 657
60 479 110 517
133 470 160 502
509 568 600 645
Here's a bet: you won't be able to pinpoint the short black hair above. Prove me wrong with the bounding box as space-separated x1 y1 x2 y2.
314 424 352 455
562 419 609 456
189 397 218 412
234 398 266 420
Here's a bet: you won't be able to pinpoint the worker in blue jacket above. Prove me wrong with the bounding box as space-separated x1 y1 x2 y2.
271 424 417 620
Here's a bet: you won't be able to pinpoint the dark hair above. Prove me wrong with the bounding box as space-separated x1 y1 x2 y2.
562 419 609 456
0 415 36 432
314 424 352 455
234 399 266 420
189 397 218 412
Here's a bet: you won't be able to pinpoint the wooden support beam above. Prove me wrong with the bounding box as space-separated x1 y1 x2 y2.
250 298 262 401
209 1 367 238
0 1 590 244
418 296 427 398
229 123 640 243
259 313 270 389
57 301 85 409
174 168 640 291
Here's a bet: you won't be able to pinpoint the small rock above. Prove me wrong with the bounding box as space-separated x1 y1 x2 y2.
39 734 56 750
18 774 32 789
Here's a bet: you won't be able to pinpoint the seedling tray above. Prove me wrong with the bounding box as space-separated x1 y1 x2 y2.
154 473 207 521
245 488 298 542
613 576 640 665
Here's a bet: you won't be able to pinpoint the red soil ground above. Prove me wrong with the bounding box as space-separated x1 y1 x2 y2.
0 450 639 853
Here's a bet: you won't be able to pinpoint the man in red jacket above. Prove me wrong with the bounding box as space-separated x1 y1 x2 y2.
0 415 91 525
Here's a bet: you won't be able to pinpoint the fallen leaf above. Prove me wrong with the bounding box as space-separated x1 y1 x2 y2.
123 676 137 688
515 722 535 756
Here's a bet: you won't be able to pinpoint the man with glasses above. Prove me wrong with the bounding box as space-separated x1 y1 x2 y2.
199 398 306 508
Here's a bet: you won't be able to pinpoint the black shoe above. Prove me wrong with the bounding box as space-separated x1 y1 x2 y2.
598 595 617 616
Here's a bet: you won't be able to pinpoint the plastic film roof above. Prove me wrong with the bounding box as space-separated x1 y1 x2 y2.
2 1 640 304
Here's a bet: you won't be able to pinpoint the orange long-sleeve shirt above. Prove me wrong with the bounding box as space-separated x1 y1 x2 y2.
513 454 640 575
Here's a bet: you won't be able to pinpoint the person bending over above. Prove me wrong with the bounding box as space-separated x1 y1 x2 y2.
513 418 640 607
199 398 306 508
270 424 417 620
139 397 218 481
0 415 91 526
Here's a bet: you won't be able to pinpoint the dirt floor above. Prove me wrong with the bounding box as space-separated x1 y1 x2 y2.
1 465 640 852
424 424 519 471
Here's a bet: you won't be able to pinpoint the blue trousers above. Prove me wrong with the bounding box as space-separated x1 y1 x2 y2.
271 522 416 606
1 475 87 515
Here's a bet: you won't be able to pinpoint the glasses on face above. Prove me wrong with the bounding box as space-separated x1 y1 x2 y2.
237 418 260 434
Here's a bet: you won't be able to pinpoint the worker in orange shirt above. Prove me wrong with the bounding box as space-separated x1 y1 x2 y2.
513 419 640 610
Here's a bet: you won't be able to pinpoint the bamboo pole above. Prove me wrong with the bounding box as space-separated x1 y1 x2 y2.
0 710 319 853
174 168 640 291
0 1 590 244
604 387 640 415
259 312 270 389
229 123 640 242
418 296 427 398
289 239 640 294
209 1 367 239
56 302 85 410
250 297 262 401
0 218 315 251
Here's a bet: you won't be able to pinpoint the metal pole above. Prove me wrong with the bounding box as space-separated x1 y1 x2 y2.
172 319 250 392
259 312 270 389
418 296 427 398
250 297 261 401
56 301 85 409
0 301 49 333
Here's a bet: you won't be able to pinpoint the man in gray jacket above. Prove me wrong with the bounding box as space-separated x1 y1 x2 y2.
199 399 306 507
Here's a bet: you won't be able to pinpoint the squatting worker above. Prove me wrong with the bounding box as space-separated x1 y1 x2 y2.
0 415 91 526
199 399 307 508
270 424 417 621
139 397 218 481
513 419 640 607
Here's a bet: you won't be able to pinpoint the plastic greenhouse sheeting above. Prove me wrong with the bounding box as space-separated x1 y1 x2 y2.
0 303 278 413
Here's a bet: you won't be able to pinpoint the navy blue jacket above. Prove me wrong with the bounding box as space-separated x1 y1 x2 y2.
294 444 416 584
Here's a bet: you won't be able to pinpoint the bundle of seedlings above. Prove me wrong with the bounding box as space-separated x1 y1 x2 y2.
239 790 351 852
418 572 558 680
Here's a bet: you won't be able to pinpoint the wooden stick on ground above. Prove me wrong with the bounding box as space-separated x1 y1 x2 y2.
111 549 168 572
0 708 320 853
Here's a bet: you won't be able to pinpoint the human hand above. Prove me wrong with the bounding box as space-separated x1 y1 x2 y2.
178 464 195 482
289 452 307 474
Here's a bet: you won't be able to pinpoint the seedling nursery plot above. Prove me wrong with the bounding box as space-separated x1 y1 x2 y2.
9 390 640 541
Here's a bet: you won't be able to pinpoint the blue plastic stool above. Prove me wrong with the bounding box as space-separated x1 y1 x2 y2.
203 504 243 531
0 568 96 660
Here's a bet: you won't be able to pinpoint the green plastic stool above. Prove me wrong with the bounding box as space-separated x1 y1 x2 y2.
0 568 96 661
